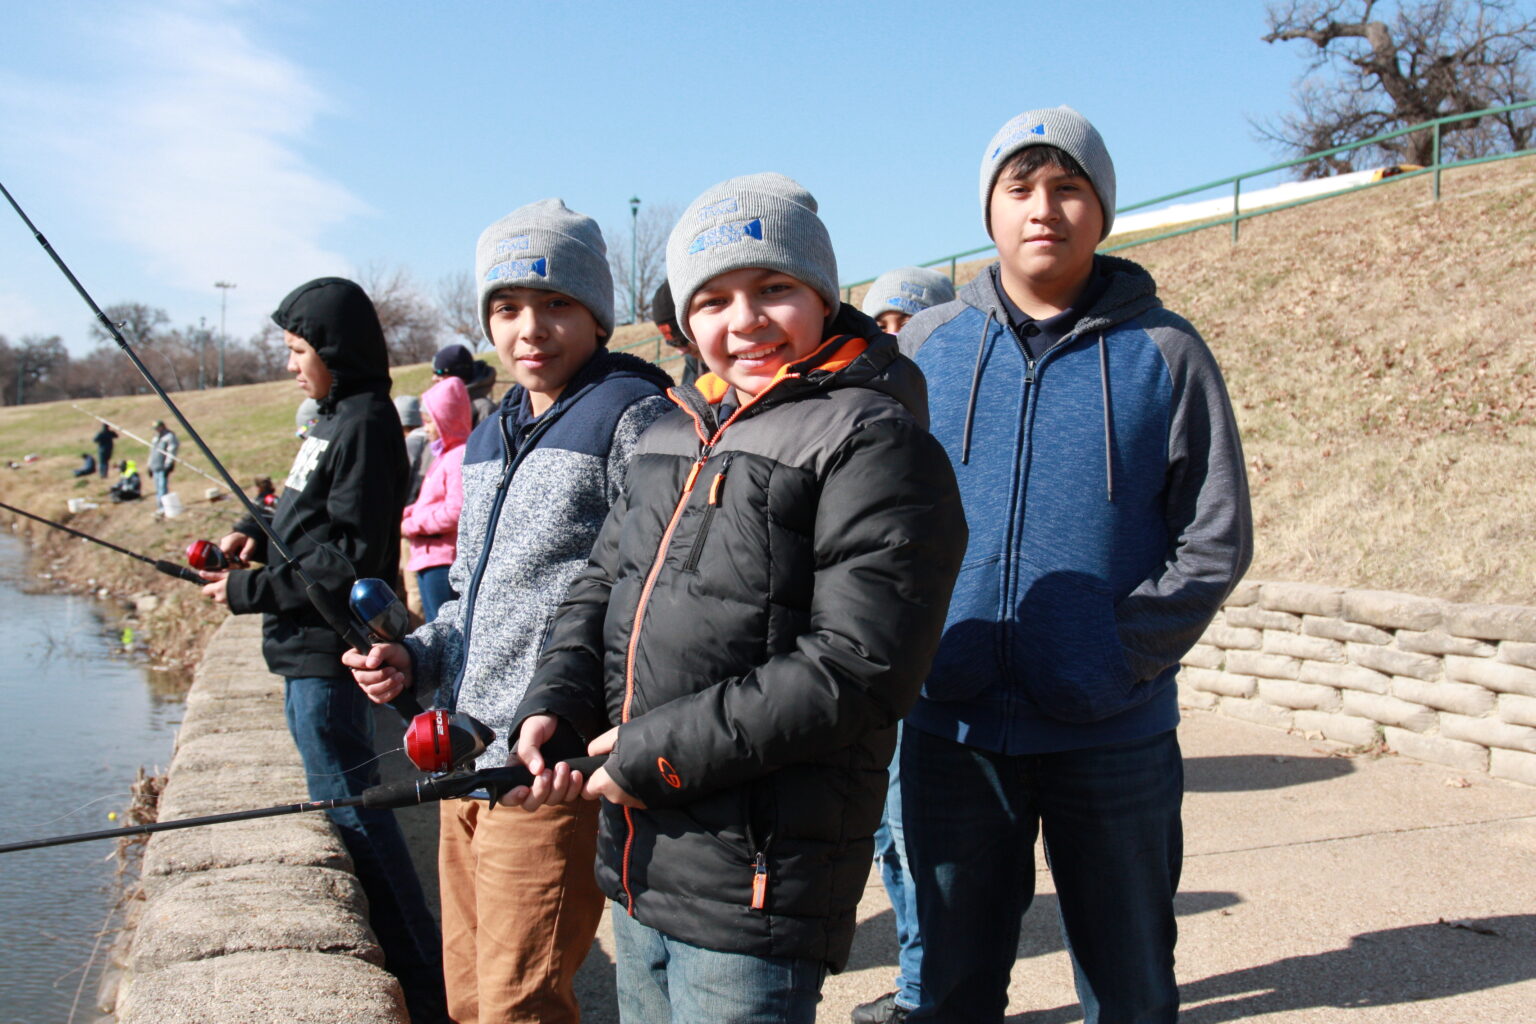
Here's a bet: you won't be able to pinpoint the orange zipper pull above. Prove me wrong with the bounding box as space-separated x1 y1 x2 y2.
750 852 768 910
684 458 704 493
708 465 727 506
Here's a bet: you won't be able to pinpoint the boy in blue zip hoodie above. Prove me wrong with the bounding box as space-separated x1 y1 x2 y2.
344 199 673 1024
897 108 1253 1024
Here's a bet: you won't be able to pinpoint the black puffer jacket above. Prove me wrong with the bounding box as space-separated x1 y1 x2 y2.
227 278 408 677
515 307 966 969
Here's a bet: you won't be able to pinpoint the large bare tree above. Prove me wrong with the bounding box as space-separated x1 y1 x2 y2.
436 270 486 351
1261 0 1536 176
359 265 443 366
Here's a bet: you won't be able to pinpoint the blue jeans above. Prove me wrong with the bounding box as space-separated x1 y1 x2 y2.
285 675 448 1024
416 564 456 625
873 723 922 1011
902 727 1183 1024
152 469 169 509
611 902 824 1024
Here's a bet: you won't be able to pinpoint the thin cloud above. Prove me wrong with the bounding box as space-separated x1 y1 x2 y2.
15 2 367 341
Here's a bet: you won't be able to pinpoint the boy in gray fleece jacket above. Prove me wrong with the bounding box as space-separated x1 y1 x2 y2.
346 199 672 1023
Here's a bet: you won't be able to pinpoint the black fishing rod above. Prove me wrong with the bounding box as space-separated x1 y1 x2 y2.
0 498 204 583
0 180 421 722
0 756 606 856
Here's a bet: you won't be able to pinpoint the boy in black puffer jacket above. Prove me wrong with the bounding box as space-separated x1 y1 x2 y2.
509 174 967 1024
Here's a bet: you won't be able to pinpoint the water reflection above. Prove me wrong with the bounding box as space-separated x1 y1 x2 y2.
0 535 180 1022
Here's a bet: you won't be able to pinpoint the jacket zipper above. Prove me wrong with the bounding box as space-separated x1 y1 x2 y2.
616 379 796 915
444 409 556 709
681 453 733 573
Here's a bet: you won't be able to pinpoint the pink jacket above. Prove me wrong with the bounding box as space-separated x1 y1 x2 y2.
402 376 472 571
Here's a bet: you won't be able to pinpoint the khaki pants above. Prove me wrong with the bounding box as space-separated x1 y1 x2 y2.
439 797 604 1024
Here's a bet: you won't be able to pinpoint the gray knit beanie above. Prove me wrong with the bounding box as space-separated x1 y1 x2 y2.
666 172 838 341
860 266 957 320
393 394 422 428
475 198 615 342
979 106 1116 239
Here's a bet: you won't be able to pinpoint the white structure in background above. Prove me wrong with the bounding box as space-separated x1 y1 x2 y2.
1108 166 1415 240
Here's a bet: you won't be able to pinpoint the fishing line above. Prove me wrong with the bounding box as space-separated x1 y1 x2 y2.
302 746 405 780
0 180 421 721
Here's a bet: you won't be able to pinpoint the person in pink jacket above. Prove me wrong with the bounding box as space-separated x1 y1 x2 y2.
402 375 471 623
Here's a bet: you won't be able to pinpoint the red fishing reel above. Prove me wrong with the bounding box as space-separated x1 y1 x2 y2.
404 708 495 773
186 538 231 571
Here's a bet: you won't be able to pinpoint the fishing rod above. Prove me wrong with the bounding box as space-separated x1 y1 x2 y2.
0 179 422 723
73 406 227 493
0 498 204 583
0 756 607 856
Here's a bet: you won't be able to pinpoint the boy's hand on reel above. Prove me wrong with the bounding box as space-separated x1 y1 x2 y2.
217 530 258 564
341 642 412 704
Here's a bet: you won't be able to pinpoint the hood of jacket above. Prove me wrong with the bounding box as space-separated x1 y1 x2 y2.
271 277 393 413
682 302 930 431
957 254 1161 334
420 375 473 451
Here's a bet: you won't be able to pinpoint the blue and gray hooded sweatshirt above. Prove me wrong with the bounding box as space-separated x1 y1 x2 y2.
402 349 673 770
899 255 1252 754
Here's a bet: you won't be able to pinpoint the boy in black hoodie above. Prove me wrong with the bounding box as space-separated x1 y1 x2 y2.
199 277 447 1024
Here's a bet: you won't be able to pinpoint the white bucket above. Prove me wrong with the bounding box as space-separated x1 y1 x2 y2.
67 498 87 514
161 492 185 518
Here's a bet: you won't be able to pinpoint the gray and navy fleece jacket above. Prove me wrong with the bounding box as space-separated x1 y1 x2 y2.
513 309 967 970
401 350 672 771
899 255 1252 754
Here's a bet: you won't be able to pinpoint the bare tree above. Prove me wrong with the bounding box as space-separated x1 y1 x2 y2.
1260 0 1536 176
87 301 171 348
436 270 486 351
359 265 444 365
609 203 679 324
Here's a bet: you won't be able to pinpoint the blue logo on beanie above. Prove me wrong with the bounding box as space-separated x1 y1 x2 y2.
900 281 929 301
495 235 532 254
991 123 1048 159
687 218 764 254
886 295 923 314
697 197 740 220
484 256 549 283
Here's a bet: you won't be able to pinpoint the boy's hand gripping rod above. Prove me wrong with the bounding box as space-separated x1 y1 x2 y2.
0 498 204 583
0 179 423 721
0 756 609 856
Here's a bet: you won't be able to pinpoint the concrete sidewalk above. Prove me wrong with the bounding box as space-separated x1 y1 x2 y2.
390 708 1536 1022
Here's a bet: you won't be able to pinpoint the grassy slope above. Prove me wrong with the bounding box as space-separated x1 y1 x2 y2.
932 157 1536 605
0 157 1529 674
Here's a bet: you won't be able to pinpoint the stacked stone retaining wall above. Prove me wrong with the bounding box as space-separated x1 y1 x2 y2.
112 615 406 1023
1180 580 1536 786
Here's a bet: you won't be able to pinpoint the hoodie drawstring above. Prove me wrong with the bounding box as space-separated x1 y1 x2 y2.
1098 332 1114 503
961 308 997 465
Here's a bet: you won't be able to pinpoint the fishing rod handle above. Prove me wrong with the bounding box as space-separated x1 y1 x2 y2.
154 559 206 585
362 755 610 809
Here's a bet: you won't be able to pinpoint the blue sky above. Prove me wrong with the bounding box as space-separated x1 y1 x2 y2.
1 0 1305 354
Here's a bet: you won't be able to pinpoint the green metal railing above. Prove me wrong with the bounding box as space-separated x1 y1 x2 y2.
839 99 1536 301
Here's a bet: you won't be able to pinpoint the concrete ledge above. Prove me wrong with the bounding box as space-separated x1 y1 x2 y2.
1182 581 1536 786
114 615 405 1023
115 950 405 1024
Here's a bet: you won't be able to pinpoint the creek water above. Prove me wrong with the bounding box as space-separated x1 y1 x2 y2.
0 534 182 1023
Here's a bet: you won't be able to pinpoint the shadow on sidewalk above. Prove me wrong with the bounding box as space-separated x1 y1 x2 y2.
845 890 1242 974
1008 915 1536 1024
1184 753 1355 792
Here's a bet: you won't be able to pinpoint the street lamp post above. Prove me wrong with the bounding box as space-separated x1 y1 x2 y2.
214 281 236 387
629 196 640 323
198 316 207 390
